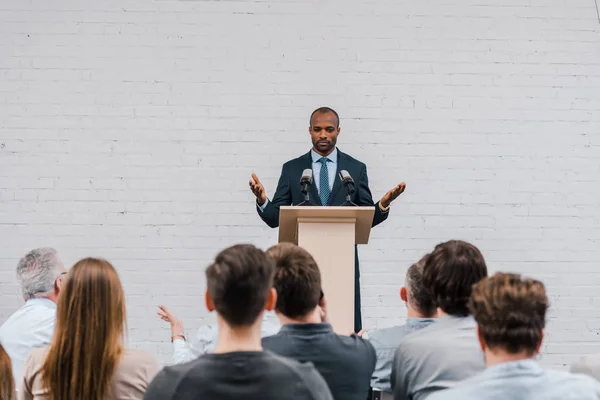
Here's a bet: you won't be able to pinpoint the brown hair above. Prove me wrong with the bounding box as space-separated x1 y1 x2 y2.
405 256 436 318
266 243 321 319
206 244 275 326
469 273 549 355
41 258 126 400
0 344 14 400
422 240 488 317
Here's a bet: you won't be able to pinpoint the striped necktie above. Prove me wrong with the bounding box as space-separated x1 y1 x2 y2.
317 157 331 205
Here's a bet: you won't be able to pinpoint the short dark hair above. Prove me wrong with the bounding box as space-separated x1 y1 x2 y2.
205 244 275 327
422 240 488 317
310 107 339 128
469 273 549 355
405 256 436 317
266 243 321 319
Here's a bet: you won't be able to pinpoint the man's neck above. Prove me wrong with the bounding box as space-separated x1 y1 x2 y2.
312 147 335 157
276 308 322 325
29 293 58 305
406 304 435 319
485 348 535 367
213 319 263 354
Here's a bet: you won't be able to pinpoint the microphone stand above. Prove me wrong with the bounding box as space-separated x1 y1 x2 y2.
340 182 358 207
296 179 317 206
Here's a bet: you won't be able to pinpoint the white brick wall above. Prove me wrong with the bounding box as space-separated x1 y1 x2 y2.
1 0 599 367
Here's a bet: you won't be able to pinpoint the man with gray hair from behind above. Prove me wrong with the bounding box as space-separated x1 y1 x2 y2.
0 248 67 385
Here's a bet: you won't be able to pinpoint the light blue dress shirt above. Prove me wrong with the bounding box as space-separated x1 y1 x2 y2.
259 148 338 211
428 359 600 400
0 298 56 384
365 318 437 393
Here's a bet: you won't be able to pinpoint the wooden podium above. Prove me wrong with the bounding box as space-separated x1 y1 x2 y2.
279 206 375 334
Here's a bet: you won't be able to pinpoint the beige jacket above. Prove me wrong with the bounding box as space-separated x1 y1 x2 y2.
19 347 159 400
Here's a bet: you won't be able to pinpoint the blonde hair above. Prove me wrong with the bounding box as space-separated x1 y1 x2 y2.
41 258 126 400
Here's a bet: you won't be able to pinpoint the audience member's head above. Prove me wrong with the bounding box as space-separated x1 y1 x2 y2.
205 244 276 328
469 273 549 364
42 258 126 400
16 248 66 303
266 243 323 322
422 240 488 317
401 256 437 318
0 344 15 400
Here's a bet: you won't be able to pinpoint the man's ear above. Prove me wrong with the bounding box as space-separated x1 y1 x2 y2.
476 325 486 352
400 287 408 303
265 288 277 312
337 126 341 135
536 329 545 353
205 290 215 313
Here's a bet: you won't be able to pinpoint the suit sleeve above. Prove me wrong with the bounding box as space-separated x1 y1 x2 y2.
356 164 389 227
257 164 292 228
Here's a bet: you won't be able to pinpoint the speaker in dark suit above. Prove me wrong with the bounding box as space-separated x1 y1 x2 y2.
250 107 406 332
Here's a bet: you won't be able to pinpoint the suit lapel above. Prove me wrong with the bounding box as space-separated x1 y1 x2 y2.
301 151 321 205
327 150 345 205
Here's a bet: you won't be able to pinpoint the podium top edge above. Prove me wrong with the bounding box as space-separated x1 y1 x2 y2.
280 206 375 211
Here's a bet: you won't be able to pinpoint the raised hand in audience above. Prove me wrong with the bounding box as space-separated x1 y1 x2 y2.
158 305 186 341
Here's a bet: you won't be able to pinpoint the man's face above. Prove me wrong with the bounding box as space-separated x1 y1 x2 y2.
309 112 340 156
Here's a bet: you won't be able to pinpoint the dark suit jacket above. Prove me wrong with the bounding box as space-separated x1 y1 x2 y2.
262 323 376 400
257 149 389 228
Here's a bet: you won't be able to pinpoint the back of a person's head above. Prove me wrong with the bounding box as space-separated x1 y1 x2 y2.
205 244 275 327
422 240 488 317
0 344 15 400
405 257 436 318
42 258 126 400
266 243 321 319
469 273 549 355
16 247 61 301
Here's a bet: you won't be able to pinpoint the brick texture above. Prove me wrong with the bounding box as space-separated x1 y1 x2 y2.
1 0 599 367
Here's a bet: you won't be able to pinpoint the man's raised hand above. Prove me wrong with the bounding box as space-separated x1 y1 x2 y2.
380 182 407 209
249 173 267 206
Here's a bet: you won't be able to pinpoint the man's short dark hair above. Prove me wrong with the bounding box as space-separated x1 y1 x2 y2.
405 256 436 318
422 240 488 317
205 244 275 327
310 107 339 128
469 273 549 355
266 243 321 319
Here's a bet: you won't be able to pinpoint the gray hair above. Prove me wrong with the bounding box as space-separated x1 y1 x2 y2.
406 256 437 317
16 247 62 300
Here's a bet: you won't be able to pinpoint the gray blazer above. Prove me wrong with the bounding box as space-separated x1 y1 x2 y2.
572 353 600 382
391 315 485 400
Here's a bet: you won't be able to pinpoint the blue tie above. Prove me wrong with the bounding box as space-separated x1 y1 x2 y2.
317 157 331 205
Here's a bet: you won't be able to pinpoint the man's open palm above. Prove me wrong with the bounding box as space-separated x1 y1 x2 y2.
381 182 407 208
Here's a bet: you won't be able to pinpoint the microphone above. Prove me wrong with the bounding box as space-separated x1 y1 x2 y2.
300 169 313 190
296 169 316 206
339 170 356 194
339 170 357 206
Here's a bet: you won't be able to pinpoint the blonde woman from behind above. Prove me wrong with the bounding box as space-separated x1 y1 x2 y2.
18 258 159 400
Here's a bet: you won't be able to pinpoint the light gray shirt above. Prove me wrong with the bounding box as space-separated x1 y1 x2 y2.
391 315 485 400
572 353 600 382
365 318 437 393
428 359 600 400
0 298 56 384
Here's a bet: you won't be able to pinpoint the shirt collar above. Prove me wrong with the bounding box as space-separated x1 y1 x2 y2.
406 317 437 328
311 147 338 163
280 322 334 335
483 359 543 378
26 297 57 309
